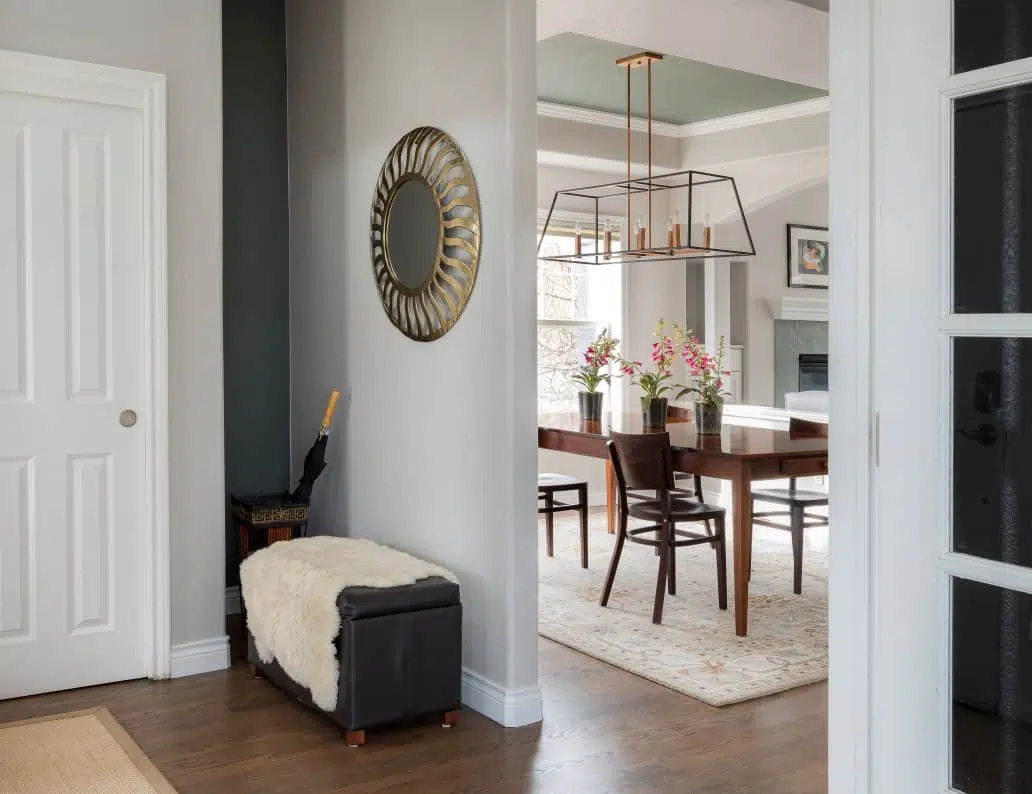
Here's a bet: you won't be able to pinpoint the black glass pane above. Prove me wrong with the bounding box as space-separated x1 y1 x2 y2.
955 0 1032 74
955 88 1032 314
953 339 1032 565
953 578 1032 793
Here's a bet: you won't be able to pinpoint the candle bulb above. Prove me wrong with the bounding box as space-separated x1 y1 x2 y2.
636 216 646 250
667 217 675 249
574 221 583 257
703 213 712 249
603 218 613 258
673 209 682 248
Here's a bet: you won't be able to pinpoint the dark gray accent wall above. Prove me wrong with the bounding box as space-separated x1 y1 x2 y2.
222 0 290 587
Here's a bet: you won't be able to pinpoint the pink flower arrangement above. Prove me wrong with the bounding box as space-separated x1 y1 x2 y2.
677 334 732 406
572 328 620 393
620 319 689 403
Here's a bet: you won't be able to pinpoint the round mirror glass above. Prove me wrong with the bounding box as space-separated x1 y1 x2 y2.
385 179 439 290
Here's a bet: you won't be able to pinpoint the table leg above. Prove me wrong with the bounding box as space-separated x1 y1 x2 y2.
605 460 617 535
731 463 753 637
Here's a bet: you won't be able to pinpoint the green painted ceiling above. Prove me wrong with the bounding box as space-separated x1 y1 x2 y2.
537 33 827 126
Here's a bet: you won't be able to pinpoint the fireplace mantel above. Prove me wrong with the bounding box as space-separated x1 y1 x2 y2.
767 295 829 322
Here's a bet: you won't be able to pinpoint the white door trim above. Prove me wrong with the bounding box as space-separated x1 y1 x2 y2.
0 49 170 679
827 0 875 791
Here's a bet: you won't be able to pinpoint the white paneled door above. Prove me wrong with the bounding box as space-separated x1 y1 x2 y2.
0 87 149 698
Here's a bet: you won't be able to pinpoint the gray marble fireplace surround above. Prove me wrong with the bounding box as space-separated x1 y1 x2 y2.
774 319 829 407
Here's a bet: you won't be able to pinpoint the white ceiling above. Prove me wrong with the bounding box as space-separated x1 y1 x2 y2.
786 0 829 11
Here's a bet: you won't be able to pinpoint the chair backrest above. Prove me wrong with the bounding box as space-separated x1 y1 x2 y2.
607 431 675 494
789 417 828 439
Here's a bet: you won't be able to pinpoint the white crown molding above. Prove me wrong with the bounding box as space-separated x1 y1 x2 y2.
461 667 543 727
537 95 829 140
537 100 683 138
537 149 677 177
767 295 829 322
681 95 829 137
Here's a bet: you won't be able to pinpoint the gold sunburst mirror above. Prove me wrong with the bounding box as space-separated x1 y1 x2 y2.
371 127 481 341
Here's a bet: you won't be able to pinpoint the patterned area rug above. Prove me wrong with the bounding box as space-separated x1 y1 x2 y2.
538 509 828 706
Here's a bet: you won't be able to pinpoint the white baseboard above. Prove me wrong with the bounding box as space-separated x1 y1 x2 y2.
225 585 241 615
170 636 230 678
461 667 542 727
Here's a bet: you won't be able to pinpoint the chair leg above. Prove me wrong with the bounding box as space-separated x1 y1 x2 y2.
667 522 677 596
600 511 627 607
652 520 671 624
544 493 555 558
578 484 589 569
695 476 713 536
715 514 728 611
790 504 805 595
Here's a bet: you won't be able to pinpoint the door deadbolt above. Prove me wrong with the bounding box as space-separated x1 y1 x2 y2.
119 409 138 428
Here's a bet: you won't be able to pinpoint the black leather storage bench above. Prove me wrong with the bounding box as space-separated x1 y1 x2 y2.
247 575 462 746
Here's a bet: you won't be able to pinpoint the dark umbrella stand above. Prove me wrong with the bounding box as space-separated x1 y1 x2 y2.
231 390 341 564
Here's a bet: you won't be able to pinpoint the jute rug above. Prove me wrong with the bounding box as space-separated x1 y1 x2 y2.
538 509 828 707
0 707 175 793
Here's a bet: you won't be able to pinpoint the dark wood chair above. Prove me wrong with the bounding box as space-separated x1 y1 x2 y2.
630 404 709 523
538 473 589 569
751 417 829 594
600 431 728 624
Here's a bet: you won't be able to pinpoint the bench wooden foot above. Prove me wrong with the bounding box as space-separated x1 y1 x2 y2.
345 729 366 748
441 710 459 728
250 664 263 679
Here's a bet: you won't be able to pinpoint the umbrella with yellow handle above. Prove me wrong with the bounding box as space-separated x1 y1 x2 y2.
290 389 341 503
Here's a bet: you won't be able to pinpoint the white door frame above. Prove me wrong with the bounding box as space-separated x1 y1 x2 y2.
827 0 875 791
0 50 170 679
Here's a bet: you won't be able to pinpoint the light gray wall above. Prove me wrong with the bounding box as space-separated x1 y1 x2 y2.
737 181 828 405
287 0 540 712
0 0 226 648
729 261 748 345
681 113 829 169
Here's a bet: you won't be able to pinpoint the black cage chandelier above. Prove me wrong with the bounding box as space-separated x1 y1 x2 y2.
537 51 756 265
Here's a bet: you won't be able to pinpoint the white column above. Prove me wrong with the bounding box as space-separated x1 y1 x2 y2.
703 228 732 351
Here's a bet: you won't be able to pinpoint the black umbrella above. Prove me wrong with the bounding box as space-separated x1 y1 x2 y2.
290 390 340 502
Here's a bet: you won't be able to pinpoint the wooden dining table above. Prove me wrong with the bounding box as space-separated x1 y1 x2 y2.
538 412 829 636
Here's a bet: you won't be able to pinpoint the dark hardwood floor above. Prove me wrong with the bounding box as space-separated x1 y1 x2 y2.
0 620 827 793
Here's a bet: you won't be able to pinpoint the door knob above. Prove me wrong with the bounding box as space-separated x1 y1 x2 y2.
119 409 138 428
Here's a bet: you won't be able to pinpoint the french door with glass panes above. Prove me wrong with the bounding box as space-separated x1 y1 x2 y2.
868 1 1032 791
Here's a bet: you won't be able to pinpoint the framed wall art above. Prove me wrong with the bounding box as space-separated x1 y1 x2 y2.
786 224 829 290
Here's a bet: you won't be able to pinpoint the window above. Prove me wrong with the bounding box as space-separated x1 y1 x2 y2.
536 212 623 416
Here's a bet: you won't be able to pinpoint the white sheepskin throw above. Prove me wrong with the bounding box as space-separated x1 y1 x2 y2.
240 536 458 711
